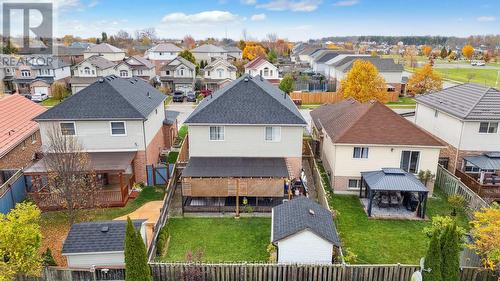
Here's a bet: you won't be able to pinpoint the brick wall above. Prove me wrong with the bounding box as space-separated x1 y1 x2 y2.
0 131 41 169
146 127 166 167
134 151 147 184
438 142 487 173
162 122 178 149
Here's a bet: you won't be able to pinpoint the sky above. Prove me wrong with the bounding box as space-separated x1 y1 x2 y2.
4 0 500 41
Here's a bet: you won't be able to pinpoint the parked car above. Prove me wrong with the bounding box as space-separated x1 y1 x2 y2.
186 91 197 102
31 93 48 102
200 89 212 97
172 91 185 102
476 61 485 66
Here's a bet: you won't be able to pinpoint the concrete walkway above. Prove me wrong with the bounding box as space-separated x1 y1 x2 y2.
115 201 163 246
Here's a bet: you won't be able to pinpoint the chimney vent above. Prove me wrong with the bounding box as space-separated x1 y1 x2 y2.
308 209 315 216
101 226 109 233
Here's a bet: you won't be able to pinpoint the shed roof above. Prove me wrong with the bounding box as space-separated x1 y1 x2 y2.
464 153 500 170
361 168 428 192
182 157 289 178
272 197 340 245
62 220 145 254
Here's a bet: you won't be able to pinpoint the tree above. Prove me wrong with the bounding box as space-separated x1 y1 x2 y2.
339 60 388 103
406 64 443 96
41 248 57 266
51 83 68 101
2 39 18 54
404 46 418 68
0 202 42 281
469 203 500 272
422 45 433 57
462 44 474 61
242 43 266 61
447 194 466 216
62 35 74 46
232 59 247 76
266 49 277 63
441 224 461 281
183 35 196 50
423 230 443 281
124 218 152 281
448 51 457 60
178 49 196 65
101 32 108 42
41 124 101 224
279 73 294 94
440 47 448 59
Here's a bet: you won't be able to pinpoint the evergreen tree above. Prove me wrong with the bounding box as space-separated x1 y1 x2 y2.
441 224 461 281
125 218 152 281
440 47 448 59
423 231 443 281
179 49 196 64
101 32 108 42
2 39 18 54
279 73 294 94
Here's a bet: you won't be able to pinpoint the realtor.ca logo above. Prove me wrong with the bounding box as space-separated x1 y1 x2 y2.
2 2 53 55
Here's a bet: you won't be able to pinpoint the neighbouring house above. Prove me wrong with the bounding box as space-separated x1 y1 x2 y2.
311 99 443 196
24 75 169 209
191 44 227 63
201 58 237 91
145 43 182 75
271 197 340 264
0 94 46 169
295 46 322 64
1 65 16 94
13 58 71 96
181 74 307 214
62 220 147 268
83 43 126 62
323 54 370 79
159 57 196 93
56 46 86 65
310 51 356 75
115 55 155 81
70 55 117 94
414 84 500 201
223 46 243 60
244 57 280 85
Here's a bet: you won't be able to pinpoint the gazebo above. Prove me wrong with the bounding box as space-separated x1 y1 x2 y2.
360 168 429 219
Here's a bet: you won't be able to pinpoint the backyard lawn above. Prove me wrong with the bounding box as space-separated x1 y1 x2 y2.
41 97 62 107
39 186 165 266
330 188 469 264
159 217 271 262
434 68 499 88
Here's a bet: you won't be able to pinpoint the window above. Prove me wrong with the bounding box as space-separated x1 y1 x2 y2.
60 122 76 136
265 127 281 142
263 67 269 76
31 133 37 143
110 121 126 136
400 151 420 173
464 163 480 173
479 122 498 134
21 70 30 77
120 70 128 77
217 68 224 78
84 67 90 75
166 70 171 75
207 71 211 76
209 126 224 141
137 69 143 75
92 69 95 75
353 147 369 158
178 67 185 76
348 179 361 190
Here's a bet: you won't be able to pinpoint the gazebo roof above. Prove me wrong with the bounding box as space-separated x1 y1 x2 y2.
361 168 428 193
464 153 500 170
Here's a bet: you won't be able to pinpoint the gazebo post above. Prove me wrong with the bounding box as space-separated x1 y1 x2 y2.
421 192 428 219
359 176 363 198
367 188 373 217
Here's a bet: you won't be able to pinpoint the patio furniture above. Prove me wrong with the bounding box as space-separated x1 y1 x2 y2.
379 194 390 208
389 193 400 207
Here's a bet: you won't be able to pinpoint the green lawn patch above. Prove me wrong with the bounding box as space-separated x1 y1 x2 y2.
167 151 179 164
41 97 62 107
159 217 271 262
386 96 416 105
165 96 173 106
330 188 469 264
434 68 500 88
299 104 323 109
178 125 188 140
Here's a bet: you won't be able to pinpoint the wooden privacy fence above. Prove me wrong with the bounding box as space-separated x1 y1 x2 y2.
290 91 399 105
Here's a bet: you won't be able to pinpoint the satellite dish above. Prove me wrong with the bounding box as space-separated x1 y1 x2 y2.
411 271 422 281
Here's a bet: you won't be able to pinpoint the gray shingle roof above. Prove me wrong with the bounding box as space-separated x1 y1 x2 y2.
415 83 500 121
204 58 237 71
185 74 306 125
192 44 226 53
160 57 196 71
337 57 403 73
223 46 242 53
81 55 117 69
62 220 145 254
148 43 182 53
464 153 500 170
272 197 340 245
69 76 99 84
361 168 428 192
35 75 166 121
127 55 154 69
182 157 289 177
86 43 124 53
315 52 344 63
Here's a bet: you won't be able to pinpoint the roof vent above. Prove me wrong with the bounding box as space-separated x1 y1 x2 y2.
147 92 151 98
244 77 249 82
98 78 104 83
309 209 315 216
260 75 263 81
101 226 109 233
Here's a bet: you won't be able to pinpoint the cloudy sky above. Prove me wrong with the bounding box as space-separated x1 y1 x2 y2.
7 0 500 41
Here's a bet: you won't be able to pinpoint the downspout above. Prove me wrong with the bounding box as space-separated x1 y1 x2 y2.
454 121 465 172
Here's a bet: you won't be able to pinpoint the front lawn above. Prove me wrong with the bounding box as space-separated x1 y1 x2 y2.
40 186 165 266
330 188 469 264
158 217 271 262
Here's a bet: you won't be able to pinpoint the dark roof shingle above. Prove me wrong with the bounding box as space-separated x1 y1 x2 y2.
182 157 289 177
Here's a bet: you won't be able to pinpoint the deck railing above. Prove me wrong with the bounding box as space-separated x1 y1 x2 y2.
454 169 500 201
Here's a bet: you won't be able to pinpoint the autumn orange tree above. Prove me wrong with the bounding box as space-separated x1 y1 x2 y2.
407 64 443 95
242 42 266 61
469 203 500 272
339 60 388 103
422 45 433 57
462 44 474 61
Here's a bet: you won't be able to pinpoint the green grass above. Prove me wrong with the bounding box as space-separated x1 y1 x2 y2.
330 188 469 264
167 151 179 164
299 104 323 109
165 96 173 106
41 97 61 106
386 96 416 105
159 217 271 262
434 68 499 88
178 125 188 140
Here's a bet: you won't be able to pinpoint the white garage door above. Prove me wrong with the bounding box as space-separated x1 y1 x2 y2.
175 84 192 93
34 86 49 95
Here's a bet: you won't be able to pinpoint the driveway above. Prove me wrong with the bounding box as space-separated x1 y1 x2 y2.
166 102 196 126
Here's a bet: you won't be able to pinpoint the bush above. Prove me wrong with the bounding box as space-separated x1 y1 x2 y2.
343 248 358 264
266 243 277 263
41 248 57 266
448 194 466 216
156 224 170 256
423 231 443 281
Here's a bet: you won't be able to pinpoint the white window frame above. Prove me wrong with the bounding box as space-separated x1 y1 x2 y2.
478 122 498 134
265 126 281 142
60 122 76 136
21 70 30 77
84 67 90 75
110 121 127 136
353 147 369 159
119 70 128 77
209 126 225 141
348 179 361 190
400 150 420 174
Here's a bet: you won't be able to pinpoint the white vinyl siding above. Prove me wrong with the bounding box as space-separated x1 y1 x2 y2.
209 126 224 141
276 230 333 264
265 127 281 142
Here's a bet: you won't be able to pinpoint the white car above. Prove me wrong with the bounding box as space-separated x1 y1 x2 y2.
476 61 485 66
31 93 48 102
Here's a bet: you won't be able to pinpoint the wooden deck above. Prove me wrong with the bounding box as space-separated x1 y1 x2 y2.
455 169 500 202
